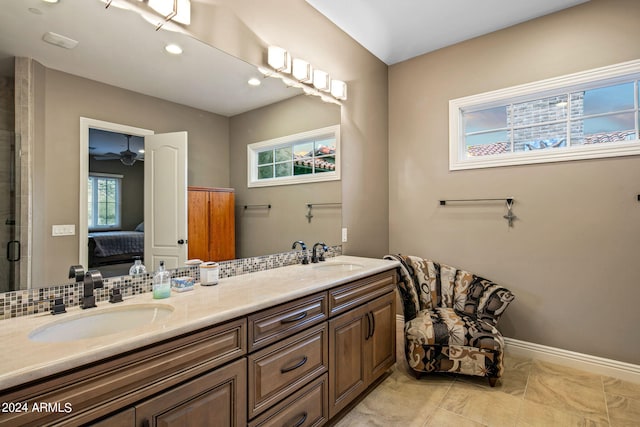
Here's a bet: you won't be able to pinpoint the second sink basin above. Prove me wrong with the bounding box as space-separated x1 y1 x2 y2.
312 262 364 272
29 304 174 343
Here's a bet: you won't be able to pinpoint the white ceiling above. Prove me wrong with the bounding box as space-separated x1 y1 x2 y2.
306 0 590 65
0 0 300 117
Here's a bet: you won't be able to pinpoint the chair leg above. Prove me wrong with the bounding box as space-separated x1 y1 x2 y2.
488 376 498 387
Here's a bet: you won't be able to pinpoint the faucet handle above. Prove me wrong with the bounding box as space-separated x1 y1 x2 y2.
85 270 104 289
319 244 329 261
109 288 123 304
50 298 66 315
68 265 85 282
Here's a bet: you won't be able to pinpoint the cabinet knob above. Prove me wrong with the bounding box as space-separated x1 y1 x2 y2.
177 239 185 245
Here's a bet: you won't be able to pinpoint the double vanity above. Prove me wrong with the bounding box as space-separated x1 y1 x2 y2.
0 256 399 426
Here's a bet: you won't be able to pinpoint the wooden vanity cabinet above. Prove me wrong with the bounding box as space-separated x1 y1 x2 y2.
327 276 396 418
188 186 235 262
246 269 397 424
0 318 246 427
0 267 398 427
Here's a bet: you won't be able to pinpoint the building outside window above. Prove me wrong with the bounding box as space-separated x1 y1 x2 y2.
449 60 640 170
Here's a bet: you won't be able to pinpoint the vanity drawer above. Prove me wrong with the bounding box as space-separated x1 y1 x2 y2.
248 323 328 419
248 373 328 427
328 270 397 317
248 291 328 352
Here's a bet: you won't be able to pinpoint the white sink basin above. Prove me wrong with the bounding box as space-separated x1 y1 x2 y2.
29 304 174 343
312 262 364 271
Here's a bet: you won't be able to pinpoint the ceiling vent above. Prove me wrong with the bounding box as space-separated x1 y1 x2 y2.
42 32 79 49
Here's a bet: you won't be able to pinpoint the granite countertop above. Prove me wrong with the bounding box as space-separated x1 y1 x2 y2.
0 256 399 390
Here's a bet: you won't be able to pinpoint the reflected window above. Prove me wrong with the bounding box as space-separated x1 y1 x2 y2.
248 125 340 187
88 173 122 230
450 61 640 169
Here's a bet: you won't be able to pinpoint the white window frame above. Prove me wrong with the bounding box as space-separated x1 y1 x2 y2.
449 59 640 170
88 172 123 231
247 125 341 187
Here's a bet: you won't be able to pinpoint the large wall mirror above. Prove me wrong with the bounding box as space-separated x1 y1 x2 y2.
0 0 341 290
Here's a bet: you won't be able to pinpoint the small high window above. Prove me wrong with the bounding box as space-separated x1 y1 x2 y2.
449 60 640 170
88 173 122 230
248 125 340 187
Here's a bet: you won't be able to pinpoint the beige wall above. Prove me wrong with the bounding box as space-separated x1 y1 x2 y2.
389 0 640 364
34 67 229 286
229 95 341 257
193 0 390 259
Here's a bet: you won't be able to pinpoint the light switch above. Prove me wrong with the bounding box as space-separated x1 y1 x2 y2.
341 227 348 243
52 224 76 236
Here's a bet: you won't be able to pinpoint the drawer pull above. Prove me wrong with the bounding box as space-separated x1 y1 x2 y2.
365 312 372 340
280 355 308 373
281 311 308 324
291 411 308 427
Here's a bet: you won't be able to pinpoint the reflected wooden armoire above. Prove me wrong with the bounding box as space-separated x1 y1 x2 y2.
187 187 235 262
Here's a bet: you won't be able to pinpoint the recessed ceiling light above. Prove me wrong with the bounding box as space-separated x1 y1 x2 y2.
41 0 59 3
248 78 261 87
164 44 183 55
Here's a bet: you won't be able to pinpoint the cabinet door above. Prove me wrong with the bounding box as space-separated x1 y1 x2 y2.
365 291 396 384
136 358 246 427
328 303 368 418
187 189 209 260
209 190 235 261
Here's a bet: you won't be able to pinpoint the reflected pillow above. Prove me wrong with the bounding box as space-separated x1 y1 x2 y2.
135 222 144 232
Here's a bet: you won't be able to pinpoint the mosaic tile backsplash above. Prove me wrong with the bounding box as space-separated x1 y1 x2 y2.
0 246 341 320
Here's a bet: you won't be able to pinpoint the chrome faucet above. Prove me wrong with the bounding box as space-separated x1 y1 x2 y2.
311 242 328 263
292 240 309 264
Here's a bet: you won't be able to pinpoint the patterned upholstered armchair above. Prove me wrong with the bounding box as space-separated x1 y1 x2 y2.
384 255 515 386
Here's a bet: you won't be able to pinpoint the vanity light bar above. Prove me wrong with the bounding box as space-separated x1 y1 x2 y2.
265 46 347 103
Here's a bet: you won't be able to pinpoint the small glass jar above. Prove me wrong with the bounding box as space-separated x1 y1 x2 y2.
129 256 147 276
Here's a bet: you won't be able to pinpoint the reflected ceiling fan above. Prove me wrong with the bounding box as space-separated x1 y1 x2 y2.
92 134 141 166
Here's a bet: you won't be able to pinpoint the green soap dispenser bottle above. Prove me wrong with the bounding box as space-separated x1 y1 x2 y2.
153 261 171 299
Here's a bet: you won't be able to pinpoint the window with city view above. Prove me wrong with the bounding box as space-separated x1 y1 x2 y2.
449 60 640 170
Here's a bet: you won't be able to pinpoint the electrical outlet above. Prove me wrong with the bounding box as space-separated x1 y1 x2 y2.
52 224 76 236
341 227 348 243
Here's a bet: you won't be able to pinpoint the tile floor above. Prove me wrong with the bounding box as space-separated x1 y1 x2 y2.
334 319 640 427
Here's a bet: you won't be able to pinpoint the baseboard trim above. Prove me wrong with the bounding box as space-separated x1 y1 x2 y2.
395 314 640 383
504 337 640 383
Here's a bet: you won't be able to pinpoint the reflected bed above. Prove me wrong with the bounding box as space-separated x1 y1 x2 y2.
88 231 144 267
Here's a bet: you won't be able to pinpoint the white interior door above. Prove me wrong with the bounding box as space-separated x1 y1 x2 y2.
144 132 188 270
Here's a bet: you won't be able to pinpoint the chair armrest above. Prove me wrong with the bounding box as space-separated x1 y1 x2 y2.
467 277 515 326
